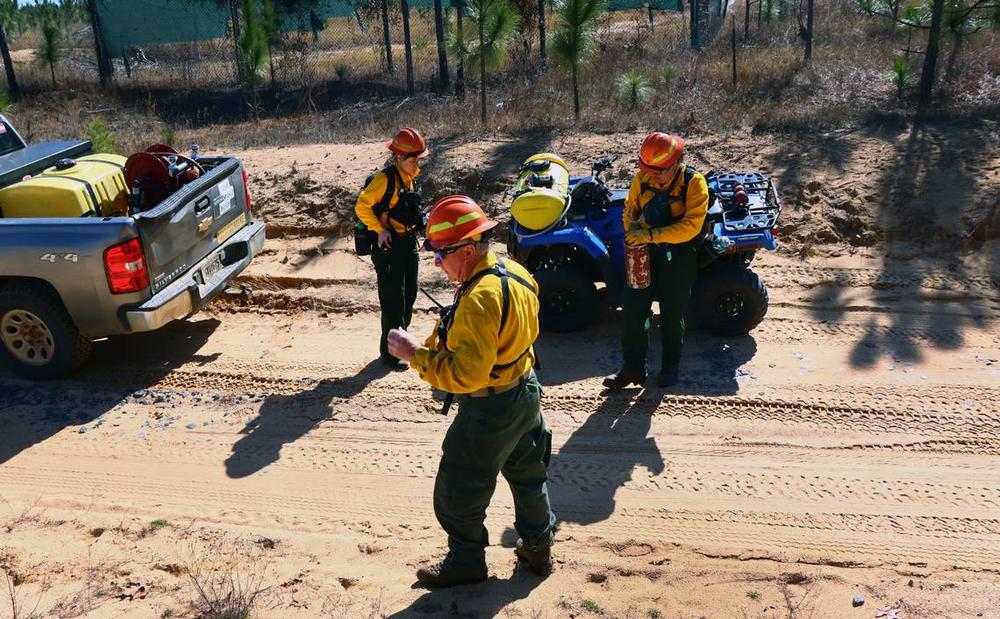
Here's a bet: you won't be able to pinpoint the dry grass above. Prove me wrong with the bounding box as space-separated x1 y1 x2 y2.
2 547 45 619
3 1 998 151
184 537 271 619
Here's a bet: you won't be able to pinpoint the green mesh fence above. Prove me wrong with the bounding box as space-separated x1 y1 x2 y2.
69 0 720 91
95 0 449 55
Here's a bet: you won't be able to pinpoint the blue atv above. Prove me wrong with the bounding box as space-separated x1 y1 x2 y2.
506 155 782 336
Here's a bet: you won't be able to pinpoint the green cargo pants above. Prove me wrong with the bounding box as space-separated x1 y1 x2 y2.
621 242 698 373
371 232 418 357
434 371 556 570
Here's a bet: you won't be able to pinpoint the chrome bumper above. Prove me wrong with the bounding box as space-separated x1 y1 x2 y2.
125 220 265 332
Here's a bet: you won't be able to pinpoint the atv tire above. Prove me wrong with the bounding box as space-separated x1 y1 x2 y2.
690 265 768 336
0 284 91 379
534 265 598 332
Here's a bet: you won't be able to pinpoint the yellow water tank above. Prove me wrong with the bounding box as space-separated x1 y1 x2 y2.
0 154 128 218
511 153 571 231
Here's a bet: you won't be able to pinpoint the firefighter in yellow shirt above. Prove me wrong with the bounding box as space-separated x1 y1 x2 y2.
604 133 709 390
355 128 428 369
387 195 556 587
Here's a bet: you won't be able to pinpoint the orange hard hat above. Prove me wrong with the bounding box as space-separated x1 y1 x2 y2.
638 132 684 174
424 195 497 250
386 127 430 158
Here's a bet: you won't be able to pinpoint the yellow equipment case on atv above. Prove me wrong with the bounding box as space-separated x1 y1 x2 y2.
510 153 571 232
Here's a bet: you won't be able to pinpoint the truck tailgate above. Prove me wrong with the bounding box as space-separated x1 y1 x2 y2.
132 157 250 295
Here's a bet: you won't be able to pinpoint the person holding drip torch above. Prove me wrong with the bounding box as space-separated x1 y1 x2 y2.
386 195 557 587
355 128 429 369
603 132 709 390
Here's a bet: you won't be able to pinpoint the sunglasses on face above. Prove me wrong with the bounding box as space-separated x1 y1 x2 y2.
645 162 676 173
424 239 474 260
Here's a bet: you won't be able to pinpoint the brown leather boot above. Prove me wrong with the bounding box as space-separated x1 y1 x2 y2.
415 559 487 588
602 367 646 390
514 540 553 577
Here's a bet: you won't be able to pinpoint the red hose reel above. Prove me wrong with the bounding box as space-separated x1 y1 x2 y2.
124 144 204 212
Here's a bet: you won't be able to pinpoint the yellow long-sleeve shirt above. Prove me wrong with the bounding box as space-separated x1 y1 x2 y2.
623 164 709 245
354 162 420 235
410 251 539 393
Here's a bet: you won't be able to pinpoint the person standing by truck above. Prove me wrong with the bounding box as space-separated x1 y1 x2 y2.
386 195 556 587
355 128 429 369
603 132 709 390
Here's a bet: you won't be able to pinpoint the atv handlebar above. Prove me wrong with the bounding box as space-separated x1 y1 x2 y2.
592 155 618 179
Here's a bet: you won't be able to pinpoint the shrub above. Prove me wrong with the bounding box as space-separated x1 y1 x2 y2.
617 69 654 107
85 117 116 153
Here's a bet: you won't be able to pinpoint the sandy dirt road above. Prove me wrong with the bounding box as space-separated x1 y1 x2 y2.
1 128 999 618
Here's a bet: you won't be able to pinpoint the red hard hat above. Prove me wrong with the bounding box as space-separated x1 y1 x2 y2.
386 127 430 158
638 132 684 174
424 195 497 250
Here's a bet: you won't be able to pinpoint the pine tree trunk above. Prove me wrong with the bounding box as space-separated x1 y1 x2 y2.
572 62 579 122
538 0 546 61
401 0 415 95
433 0 449 89
479 16 487 127
690 0 699 49
269 48 276 94
87 0 113 87
231 0 244 84
944 30 963 84
916 0 946 122
381 0 394 74
456 2 465 96
0 25 19 98
804 0 814 62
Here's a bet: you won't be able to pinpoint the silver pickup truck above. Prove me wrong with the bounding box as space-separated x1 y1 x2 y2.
0 116 265 378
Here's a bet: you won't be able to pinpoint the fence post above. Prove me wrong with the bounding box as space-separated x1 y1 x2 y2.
434 0 450 88
401 0 415 95
381 0 394 75
744 0 750 38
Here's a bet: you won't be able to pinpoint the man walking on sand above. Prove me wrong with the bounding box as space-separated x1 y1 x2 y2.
387 195 556 587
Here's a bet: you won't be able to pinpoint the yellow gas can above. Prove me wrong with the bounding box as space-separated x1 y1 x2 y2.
0 154 128 218
510 153 571 232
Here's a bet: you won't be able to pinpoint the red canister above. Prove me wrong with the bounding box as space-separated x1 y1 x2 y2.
625 243 651 289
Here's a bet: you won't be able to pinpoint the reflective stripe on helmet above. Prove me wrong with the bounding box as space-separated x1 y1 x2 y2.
427 211 482 234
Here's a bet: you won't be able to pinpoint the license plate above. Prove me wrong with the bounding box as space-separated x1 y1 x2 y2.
202 254 223 282
215 216 245 244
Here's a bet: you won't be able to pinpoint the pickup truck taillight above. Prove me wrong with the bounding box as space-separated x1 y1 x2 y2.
104 238 149 294
242 169 252 213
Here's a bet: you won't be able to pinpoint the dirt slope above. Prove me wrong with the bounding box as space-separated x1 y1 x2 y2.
1 125 998 618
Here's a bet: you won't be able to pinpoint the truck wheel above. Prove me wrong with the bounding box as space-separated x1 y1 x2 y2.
690 265 768 336
534 266 598 332
0 284 91 379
